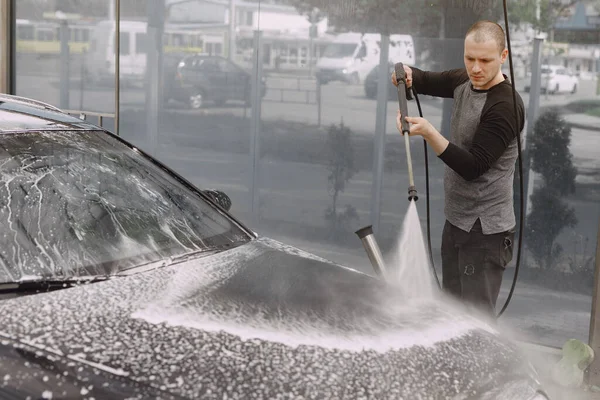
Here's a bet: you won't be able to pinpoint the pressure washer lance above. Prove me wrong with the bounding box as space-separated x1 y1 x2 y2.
355 225 388 279
395 62 418 202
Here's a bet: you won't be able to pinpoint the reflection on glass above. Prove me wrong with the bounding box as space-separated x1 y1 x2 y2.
11 0 600 351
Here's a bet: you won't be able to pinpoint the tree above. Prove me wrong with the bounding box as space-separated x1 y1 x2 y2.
289 0 443 37
324 121 359 239
525 186 577 270
507 0 579 35
524 110 578 270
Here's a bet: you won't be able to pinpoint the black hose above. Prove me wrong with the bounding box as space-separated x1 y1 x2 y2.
414 1 523 317
412 89 440 288
497 0 523 317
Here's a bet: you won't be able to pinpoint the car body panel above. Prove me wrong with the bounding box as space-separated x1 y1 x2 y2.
0 237 543 399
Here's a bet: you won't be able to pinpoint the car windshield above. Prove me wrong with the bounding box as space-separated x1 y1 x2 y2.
0 130 251 283
323 43 357 58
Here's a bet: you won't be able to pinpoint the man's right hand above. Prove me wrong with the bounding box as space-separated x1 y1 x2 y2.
391 65 413 88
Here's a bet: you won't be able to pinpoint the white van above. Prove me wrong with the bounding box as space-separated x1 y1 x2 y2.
85 20 147 85
315 32 415 85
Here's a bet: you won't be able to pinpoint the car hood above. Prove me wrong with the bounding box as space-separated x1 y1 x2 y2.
0 237 542 399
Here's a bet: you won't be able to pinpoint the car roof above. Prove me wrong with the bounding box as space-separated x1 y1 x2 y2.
0 94 100 133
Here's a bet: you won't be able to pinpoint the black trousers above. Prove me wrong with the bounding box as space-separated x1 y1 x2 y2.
441 219 515 317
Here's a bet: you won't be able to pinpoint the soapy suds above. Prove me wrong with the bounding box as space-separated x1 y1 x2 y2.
131 239 495 353
386 201 437 299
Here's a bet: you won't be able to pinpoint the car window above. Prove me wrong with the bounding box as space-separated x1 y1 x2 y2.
199 59 220 72
356 43 367 59
323 43 357 58
217 59 239 73
0 130 251 283
180 56 201 69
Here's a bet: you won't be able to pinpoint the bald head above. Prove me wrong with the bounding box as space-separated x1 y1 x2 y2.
466 20 506 54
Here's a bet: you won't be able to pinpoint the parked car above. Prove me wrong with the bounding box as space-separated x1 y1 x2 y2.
0 94 549 399
364 63 397 100
524 65 578 94
164 54 267 108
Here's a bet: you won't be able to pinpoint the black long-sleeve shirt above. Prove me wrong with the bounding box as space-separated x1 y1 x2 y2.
411 67 525 234
411 68 524 181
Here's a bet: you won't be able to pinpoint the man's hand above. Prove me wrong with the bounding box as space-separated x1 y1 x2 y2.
391 65 413 88
396 110 450 156
396 111 434 137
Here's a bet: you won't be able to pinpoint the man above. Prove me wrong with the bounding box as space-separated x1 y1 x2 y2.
391 20 525 316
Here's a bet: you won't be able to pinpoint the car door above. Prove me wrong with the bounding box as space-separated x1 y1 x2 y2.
216 58 247 101
198 58 227 101
555 68 569 92
178 55 199 87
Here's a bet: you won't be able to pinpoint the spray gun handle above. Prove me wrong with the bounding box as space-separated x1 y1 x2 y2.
406 86 414 101
394 62 413 100
394 63 411 135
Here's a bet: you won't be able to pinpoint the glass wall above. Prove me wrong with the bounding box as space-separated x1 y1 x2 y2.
14 1 116 130
13 0 600 349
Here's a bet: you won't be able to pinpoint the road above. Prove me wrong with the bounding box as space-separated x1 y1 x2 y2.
14 51 598 136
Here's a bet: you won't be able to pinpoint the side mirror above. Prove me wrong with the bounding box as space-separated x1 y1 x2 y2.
202 189 232 211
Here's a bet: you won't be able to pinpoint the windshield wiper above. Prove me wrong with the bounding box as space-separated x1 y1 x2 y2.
116 243 242 277
0 276 110 294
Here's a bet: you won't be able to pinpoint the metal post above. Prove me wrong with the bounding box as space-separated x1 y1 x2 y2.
114 0 120 135
249 30 263 220
526 37 543 147
229 0 236 61
79 48 85 110
309 35 314 75
145 0 165 155
59 20 70 109
370 34 390 233
523 36 544 216
316 80 321 126
0 0 13 94
586 215 600 386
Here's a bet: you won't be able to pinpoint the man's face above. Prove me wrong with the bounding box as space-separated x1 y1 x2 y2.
463 34 507 90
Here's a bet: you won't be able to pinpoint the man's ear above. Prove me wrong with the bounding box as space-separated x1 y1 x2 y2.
501 48 508 63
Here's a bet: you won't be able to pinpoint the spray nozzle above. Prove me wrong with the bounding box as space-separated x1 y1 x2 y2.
408 186 418 202
355 225 388 279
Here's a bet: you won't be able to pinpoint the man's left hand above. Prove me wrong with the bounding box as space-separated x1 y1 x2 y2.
396 111 435 138
396 111 449 156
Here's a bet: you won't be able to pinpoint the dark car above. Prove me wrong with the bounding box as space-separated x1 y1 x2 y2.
164 54 267 108
0 94 549 399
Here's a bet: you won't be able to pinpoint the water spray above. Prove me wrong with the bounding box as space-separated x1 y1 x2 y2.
354 63 420 280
